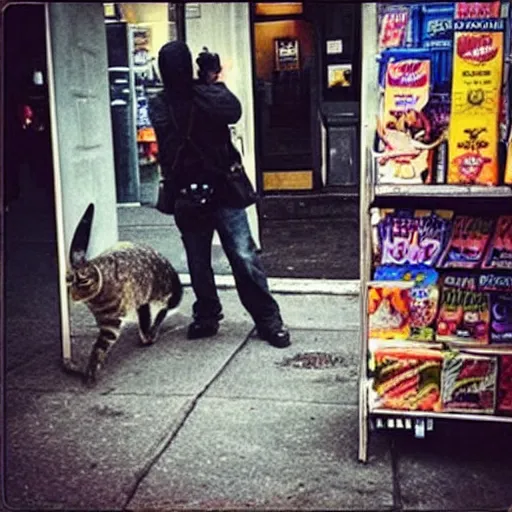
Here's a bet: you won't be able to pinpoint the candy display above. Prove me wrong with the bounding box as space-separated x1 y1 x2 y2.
482 216 512 270
370 347 443 411
363 2 512 433
372 209 453 267
497 355 512 414
436 273 490 344
447 18 505 185
438 216 495 269
441 352 498 414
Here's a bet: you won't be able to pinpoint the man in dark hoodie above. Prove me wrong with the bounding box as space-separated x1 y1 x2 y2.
149 41 291 348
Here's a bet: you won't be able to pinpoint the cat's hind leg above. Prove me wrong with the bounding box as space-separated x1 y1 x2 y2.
85 319 122 385
137 303 154 345
148 307 169 342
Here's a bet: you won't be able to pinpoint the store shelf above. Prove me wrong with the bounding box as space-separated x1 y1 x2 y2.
374 184 512 198
368 408 512 423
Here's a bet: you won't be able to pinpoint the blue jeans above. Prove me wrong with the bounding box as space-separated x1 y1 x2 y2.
179 207 283 331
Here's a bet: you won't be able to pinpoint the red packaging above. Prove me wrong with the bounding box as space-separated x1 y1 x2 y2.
498 355 512 414
482 216 512 271
438 216 495 269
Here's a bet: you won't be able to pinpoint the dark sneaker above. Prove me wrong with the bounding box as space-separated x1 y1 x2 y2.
258 327 291 348
187 320 219 340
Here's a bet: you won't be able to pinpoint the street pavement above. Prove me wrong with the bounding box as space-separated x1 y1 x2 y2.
4 186 512 511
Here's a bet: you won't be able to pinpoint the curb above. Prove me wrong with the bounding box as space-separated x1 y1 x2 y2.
178 274 360 296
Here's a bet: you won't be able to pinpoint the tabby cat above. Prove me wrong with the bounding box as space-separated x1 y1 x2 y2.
65 241 182 385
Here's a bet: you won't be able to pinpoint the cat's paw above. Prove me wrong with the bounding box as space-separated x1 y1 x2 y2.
138 332 156 346
83 363 99 387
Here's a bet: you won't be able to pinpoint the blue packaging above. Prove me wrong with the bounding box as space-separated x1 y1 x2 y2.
421 3 455 91
421 3 454 50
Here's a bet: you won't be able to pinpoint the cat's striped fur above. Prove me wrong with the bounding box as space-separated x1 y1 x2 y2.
65 241 182 385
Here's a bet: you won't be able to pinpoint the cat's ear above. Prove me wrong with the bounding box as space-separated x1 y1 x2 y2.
70 203 95 268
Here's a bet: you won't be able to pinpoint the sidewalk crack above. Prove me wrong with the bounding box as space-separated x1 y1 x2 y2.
121 328 254 510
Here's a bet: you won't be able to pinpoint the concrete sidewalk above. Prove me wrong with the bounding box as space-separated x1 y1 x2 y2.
4 285 512 511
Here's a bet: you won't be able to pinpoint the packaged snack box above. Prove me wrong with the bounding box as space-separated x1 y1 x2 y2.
370 347 443 411
368 282 413 340
441 351 498 414
371 208 453 267
378 4 410 51
438 215 495 269
482 216 512 270
490 294 512 344
436 272 490 344
374 265 440 341
447 19 505 185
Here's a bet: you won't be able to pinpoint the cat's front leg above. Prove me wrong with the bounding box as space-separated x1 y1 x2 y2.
84 322 121 386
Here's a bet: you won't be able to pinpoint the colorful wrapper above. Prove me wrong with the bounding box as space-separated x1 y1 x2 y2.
490 293 512 344
438 215 495 269
377 59 437 184
436 273 490 345
441 352 497 414
482 216 512 270
447 20 505 185
370 347 443 412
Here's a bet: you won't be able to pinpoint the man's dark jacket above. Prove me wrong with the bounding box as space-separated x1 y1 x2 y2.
148 41 242 197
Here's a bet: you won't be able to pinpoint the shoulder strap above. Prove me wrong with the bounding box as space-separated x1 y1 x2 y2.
167 103 195 172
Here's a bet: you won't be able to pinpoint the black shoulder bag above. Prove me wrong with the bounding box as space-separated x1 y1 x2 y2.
155 105 195 215
222 140 258 209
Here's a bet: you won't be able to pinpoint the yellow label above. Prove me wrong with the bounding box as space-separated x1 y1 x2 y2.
506 132 512 185
263 170 313 191
448 30 504 185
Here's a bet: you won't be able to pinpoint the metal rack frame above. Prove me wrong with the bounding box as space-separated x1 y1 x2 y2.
357 2 512 463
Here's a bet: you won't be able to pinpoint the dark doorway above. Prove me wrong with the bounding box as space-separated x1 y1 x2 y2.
252 3 316 193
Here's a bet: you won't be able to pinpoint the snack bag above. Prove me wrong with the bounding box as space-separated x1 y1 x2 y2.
376 57 447 184
441 351 498 413
374 265 440 341
447 19 505 185
374 209 453 267
378 5 410 51
370 347 443 411
438 215 495 269
497 355 512 415
368 282 412 340
436 272 490 344
490 293 512 344
482 216 512 270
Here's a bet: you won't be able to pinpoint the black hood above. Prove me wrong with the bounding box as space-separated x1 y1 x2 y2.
158 41 193 97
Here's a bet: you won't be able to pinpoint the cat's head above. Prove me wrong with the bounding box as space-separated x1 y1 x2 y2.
66 263 102 302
